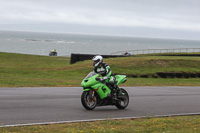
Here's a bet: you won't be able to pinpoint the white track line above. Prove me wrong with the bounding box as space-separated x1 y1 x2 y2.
0 112 200 128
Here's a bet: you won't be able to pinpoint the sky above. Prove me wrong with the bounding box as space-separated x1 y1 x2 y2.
0 0 200 40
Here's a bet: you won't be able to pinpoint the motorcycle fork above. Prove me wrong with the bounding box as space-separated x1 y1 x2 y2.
89 89 95 101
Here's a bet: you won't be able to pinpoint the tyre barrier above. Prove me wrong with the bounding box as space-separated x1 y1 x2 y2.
124 72 200 78
70 53 125 64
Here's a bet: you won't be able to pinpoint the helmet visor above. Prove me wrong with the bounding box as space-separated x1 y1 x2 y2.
93 59 100 67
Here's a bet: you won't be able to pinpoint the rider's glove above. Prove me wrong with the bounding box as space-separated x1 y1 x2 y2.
96 76 107 82
95 77 101 81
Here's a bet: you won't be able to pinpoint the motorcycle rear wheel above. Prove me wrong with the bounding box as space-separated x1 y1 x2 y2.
115 88 129 109
81 91 97 110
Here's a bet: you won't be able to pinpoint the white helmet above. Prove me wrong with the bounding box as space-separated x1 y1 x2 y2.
92 55 103 67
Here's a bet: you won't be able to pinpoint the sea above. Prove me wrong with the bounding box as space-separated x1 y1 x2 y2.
0 30 200 56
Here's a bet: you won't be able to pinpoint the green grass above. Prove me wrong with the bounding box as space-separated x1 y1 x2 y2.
110 56 200 75
0 52 200 87
1 115 200 132
128 78 200 86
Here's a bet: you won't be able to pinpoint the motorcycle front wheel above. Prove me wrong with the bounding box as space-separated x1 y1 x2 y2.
81 91 97 110
115 88 129 109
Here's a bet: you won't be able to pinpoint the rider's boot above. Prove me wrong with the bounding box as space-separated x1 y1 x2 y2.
107 93 111 99
109 84 118 100
117 89 126 100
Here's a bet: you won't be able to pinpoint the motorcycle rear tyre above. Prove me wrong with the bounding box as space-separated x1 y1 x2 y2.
115 88 129 109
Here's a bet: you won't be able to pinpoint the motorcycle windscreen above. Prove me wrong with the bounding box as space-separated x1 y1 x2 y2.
84 72 98 79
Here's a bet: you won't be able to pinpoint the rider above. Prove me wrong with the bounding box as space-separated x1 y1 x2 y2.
52 49 56 53
92 55 117 90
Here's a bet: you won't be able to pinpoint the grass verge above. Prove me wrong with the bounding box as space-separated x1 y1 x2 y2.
0 115 200 132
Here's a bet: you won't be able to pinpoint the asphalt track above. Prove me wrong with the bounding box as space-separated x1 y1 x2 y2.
0 86 200 127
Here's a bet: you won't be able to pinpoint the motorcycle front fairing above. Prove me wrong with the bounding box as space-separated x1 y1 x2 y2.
81 71 111 99
91 83 111 99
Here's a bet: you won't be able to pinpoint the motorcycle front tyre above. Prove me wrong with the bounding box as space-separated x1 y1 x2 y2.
81 91 97 110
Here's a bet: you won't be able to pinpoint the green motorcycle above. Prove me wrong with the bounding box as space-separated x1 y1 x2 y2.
81 71 129 110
